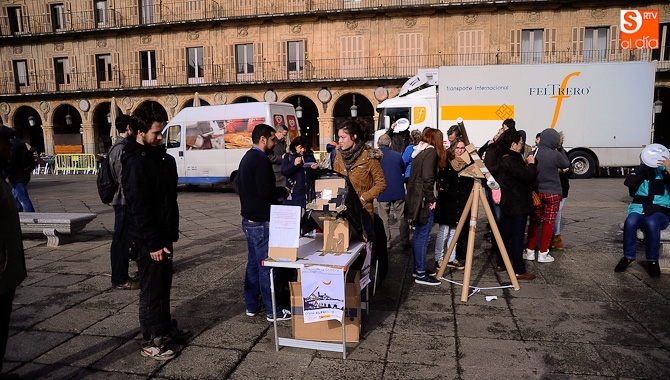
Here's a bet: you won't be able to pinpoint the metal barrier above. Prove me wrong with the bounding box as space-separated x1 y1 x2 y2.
54 154 98 175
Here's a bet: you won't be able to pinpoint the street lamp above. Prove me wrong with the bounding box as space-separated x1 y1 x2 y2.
28 114 35 127
350 94 358 118
295 96 303 118
65 106 73 125
107 112 112 124
652 98 663 143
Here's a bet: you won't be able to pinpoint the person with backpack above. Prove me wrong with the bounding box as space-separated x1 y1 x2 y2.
7 135 35 212
107 114 139 290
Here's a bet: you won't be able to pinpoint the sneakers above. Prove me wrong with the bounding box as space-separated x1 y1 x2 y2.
648 261 661 278
266 309 292 322
164 319 192 343
415 273 441 285
447 259 465 270
523 248 536 261
141 337 175 361
114 279 140 290
614 257 635 272
537 251 555 263
412 268 436 278
246 309 259 317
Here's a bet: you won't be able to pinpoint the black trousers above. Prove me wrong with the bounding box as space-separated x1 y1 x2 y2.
137 249 173 345
0 289 16 372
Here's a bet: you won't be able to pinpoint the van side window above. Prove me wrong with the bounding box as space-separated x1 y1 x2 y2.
166 125 181 149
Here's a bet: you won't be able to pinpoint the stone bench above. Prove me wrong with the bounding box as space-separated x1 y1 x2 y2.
20 212 97 247
620 222 670 270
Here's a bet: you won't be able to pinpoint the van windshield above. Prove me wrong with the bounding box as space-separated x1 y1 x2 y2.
378 107 410 130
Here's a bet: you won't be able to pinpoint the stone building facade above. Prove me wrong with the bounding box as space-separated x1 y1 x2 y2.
0 0 668 155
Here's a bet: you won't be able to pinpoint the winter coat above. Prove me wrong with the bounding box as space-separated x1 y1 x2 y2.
377 147 406 202
625 165 670 216
0 178 27 294
402 143 416 179
281 151 317 208
434 158 474 226
534 128 570 195
7 139 33 184
122 141 179 254
405 142 438 225
238 147 288 222
498 149 538 215
268 137 287 187
333 145 387 218
109 136 130 206
385 128 410 155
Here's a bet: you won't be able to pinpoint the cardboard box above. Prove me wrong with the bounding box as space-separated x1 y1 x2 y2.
322 218 350 253
290 270 361 342
268 247 297 262
313 178 347 212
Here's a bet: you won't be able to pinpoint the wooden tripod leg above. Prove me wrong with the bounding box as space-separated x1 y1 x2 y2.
436 188 475 278
478 190 521 291
460 182 481 302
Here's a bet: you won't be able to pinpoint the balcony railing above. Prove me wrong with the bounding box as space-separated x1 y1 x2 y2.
0 0 549 37
1 50 666 97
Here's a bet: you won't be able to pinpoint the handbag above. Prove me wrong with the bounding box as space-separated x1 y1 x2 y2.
531 191 541 207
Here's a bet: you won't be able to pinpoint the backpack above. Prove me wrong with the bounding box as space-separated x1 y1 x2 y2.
97 151 118 204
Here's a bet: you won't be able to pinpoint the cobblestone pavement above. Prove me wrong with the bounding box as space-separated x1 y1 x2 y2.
3 175 670 379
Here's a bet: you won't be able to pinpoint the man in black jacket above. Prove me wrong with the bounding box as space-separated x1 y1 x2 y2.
122 109 188 361
238 123 291 322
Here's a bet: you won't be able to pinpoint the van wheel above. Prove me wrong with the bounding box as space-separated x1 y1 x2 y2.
186 184 200 190
569 151 595 179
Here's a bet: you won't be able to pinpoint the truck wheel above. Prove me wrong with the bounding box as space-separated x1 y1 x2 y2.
568 151 596 179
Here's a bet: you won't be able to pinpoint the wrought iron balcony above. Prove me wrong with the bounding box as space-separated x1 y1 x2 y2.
0 50 665 97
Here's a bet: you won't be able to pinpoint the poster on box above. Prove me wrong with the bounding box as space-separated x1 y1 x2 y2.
269 205 301 249
301 266 345 323
360 242 372 289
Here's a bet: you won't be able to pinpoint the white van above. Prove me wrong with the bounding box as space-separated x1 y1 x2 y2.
162 102 299 185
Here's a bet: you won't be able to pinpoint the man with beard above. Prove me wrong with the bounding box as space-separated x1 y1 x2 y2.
238 123 292 322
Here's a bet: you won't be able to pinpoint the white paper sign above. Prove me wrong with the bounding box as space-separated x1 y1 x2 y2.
269 205 301 248
360 242 372 289
301 266 345 323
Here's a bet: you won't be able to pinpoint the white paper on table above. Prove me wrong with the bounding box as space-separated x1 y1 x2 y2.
269 205 301 248
360 242 372 289
301 266 345 323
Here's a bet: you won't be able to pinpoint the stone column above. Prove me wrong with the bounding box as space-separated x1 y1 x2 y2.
318 116 334 151
81 123 95 154
42 125 54 156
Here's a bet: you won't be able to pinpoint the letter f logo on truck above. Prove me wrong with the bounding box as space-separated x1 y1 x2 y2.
549 72 580 129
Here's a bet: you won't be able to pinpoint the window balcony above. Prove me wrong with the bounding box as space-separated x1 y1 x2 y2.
0 50 661 97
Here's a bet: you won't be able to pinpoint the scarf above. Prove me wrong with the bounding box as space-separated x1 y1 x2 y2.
450 156 468 171
339 140 366 170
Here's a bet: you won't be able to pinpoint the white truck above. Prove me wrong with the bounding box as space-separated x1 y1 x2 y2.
375 61 656 178
162 102 299 185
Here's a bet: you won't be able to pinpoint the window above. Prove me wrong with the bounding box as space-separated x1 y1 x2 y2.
7 6 25 34
187 47 204 84
287 41 304 73
398 33 423 76
96 54 113 83
521 29 543 63
458 31 484 65
51 3 66 32
340 35 364 77
584 27 608 61
166 125 181 149
236 43 254 80
54 57 71 86
95 0 109 27
652 22 670 62
141 50 157 86
13 60 28 87
139 0 154 24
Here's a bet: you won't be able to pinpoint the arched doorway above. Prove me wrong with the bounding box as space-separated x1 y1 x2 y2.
653 86 670 148
13 106 45 154
332 93 375 142
53 104 83 153
93 102 122 153
183 98 210 108
232 96 258 103
134 101 169 123
285 95 319 150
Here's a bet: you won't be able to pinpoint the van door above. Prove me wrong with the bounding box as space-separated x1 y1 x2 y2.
165 123 186 179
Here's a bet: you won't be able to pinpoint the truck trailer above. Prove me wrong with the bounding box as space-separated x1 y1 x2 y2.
375 61 656 178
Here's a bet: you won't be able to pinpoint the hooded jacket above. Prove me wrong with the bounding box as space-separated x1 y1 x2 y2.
534 128 570 195
122 141 179 254
333 145 387 218
405 142 438 225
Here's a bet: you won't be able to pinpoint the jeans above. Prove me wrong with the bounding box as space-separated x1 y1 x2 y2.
377 199 410 244
412 208 434 273
434 224 456 263
553 198 567 235
623 212 669 261
11 181 34 212
111 205 131 285
137 247 173 344
242 218 279 317
500 213 529 274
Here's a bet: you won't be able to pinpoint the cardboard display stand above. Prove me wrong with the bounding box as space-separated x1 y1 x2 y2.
268 205 301 261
